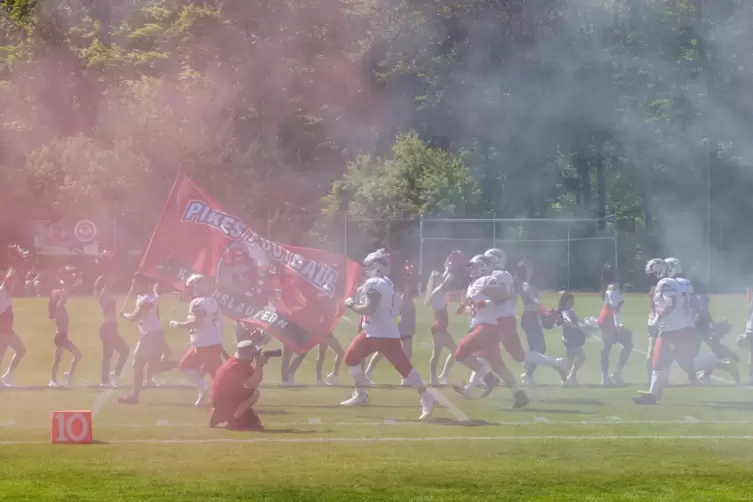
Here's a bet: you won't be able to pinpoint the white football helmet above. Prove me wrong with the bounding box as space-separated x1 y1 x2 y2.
468 254 494 279
645 258 668 281
484 248 506 269
363 249 391 278
664 257 683 278
186 273 212 296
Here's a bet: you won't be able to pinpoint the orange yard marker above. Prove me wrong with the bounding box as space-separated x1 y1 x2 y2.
51 411 93 444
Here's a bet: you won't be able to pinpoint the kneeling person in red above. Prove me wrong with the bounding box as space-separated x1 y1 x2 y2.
210 340 271 431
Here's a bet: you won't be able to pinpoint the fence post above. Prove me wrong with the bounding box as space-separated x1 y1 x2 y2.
343 211 348 258
566 225 571 290
418 214 424 277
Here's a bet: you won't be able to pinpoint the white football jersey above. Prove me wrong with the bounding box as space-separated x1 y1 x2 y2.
188 296 222 347
467 275 501 328
359 277 400 339
648 287 658 326
136 293 161 336
674 277 696 328
653 278 685 332
490 269 516 317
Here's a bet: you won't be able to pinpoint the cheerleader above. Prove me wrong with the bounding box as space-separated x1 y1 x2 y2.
424 251 466 385
94 272 130 388
316 333 344 385
516 260 549 386
48 267 82 387
556 291 588 386
0 267 25 386
597 264 632 386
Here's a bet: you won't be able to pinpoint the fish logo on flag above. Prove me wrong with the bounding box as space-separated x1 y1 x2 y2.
138 174 362 352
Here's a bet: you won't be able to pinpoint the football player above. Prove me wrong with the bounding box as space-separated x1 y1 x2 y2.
169 274 224 407
664 257 718 384
484 249 567 384
341 249 435 420
452 254 528 407
364 259 417 385
634 258 704 405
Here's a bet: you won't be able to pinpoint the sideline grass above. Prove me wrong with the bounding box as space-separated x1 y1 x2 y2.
1 293 752 500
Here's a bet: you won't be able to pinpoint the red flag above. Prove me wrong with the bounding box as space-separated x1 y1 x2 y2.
138 174 362 352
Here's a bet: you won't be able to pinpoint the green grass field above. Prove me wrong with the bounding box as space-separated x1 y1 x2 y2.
2 292 753 501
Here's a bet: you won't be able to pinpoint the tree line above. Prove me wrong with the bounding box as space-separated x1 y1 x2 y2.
0 0 751 288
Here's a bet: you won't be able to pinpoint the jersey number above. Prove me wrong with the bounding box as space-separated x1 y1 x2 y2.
681 293 691 315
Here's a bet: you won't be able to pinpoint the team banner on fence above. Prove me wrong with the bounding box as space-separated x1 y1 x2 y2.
34 219 101 256
138 173 362 352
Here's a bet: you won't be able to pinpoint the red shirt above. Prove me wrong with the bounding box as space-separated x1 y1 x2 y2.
211 357 255 401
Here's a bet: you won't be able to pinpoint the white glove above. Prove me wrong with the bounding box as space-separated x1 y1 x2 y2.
169 321 179 329
344 297 355 308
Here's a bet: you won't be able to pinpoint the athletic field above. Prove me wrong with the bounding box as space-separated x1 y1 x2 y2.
2 293 753 500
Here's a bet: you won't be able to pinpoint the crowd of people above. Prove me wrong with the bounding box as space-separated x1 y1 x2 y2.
0 243 749 431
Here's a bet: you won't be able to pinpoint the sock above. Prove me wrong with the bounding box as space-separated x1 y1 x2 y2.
693 353 719 373
649 369 669 397
348 365 368 388
182 369 206 390
525 351 558 368
467 367 488 388
404 369 425 389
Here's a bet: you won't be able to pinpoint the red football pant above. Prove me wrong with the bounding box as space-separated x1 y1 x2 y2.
344 333 412 378
179 345 224 378
455 323 507 372
497 316 525 362
652 328 700 373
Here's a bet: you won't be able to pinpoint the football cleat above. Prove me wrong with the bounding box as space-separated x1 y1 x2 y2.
419 394 436 420
633 392 658 405
341 390 368 406
511 390 529 409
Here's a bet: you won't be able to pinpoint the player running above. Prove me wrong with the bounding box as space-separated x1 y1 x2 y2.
340 249 435 420
364 259 418 385
0 266 25 386
633 258 707 405
452 254 528 407
598 264 633 386
664 257 718 384
169 274 225 407
483 249 566 384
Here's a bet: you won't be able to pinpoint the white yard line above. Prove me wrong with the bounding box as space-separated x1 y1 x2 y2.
4 418 753 430
5 435 753 446
426 387 470 422
91 353 134 417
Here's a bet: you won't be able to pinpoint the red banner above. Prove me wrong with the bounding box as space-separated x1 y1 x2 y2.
138 174 362 352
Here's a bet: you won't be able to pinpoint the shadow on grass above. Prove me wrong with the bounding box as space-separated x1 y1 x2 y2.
538 398 604 406
0 385 57 391
509 407 598 415
255 409 292 416
694 400 753 412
